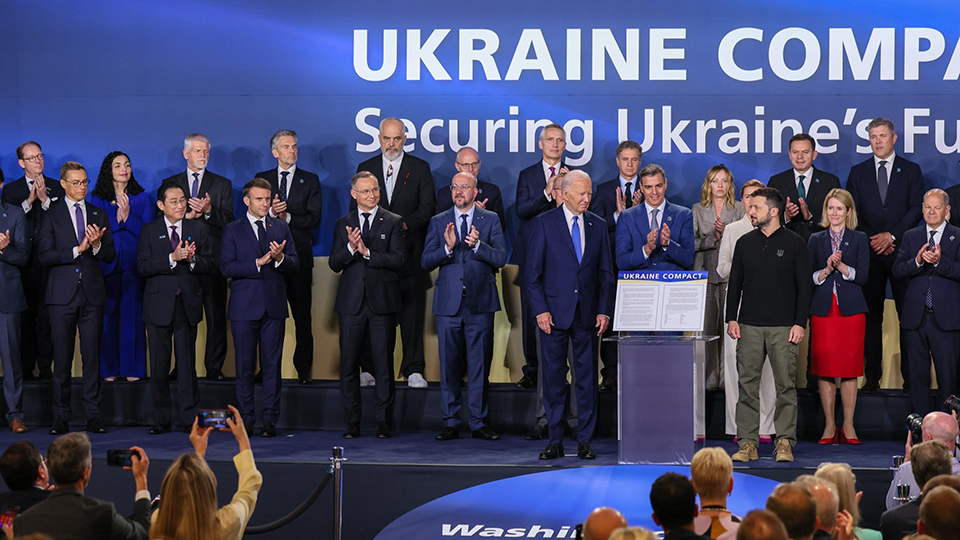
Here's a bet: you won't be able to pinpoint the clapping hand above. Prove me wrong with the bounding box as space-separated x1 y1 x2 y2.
464 226 480 248
443 222 457 251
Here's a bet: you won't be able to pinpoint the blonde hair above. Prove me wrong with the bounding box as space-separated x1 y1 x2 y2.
700 165 736 208
690 447 733 501
815 463 861 528
609 527 658 540
819 188 859 230
149 453 220 540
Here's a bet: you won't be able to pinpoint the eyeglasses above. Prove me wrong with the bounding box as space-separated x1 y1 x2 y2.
450 184 474 192
165 198 187 207
456 161 479 169
22 153 44 163
352 187 381 196
64 179 89 187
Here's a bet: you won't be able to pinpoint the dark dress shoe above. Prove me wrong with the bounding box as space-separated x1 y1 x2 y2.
376 422 391 439
577 442 597 460
86 418 107 434
472 427 500 440
261 421 277 437
539 443 564 460
516 373 537 389
861 378 880 393
343 423 360 439
244 421 255 437
49 420 69 435
599 375 617 392
298 375 311 385
148 424 171 435
205 369 225 382
526 424 548 440
436 427 460 441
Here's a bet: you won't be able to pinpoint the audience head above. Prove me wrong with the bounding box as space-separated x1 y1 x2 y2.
911 440 953 493
701 164 735 208
690 447 734 503
921 412 959 452
150 452 219 540
608 527 657 540
737 510 789 540
0 441 47 491
794 475 839 533
815 462 862 527
922 474 960 493
649 472 698 532
47 433 92 487
765 483 816 540
918 485 960 540
582 507 629 540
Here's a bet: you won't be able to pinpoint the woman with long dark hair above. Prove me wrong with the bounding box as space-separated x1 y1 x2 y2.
89 151 154 381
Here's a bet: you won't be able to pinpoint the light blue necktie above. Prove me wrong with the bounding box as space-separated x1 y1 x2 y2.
572 216 582 263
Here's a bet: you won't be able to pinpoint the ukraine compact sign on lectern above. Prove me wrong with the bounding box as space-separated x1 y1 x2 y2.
610 271 715 465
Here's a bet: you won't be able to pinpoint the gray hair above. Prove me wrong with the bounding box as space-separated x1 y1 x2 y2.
867 117 895 134
379 117 404 132
540 123 566 141
270 130 298 150
183 133 210 151
924 189 950 208
47 433 92 486
562 169 591 192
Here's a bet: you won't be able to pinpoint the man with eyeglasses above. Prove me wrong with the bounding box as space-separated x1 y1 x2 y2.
355 117 435 390
1 141 63 381
435 147 505 232
330 171 405 439
38 162 116 435
423 172 506 442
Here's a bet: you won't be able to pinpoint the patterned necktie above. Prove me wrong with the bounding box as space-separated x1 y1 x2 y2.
797 175 806 200
361 212 371 243
624 181 633 208
256 219 268 254
385 163 394 204
926 230 937 308
191 172 200 198
572 216 582 263
279 171 289 202
170 225 180 250
460 214 469 244
877 161 888 204
75 203 85 244
549 166 556 179
650 208 660 231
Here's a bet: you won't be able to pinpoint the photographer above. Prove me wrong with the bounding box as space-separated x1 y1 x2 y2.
886 412 960 509
149 404 263 540
12 434 151 540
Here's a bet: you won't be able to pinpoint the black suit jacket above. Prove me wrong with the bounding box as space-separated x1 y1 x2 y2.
38 200 116 306
512 160 564 265
256 167 322 268
946 183 960 228
435 179 506 231
768 167 841 241
0 175 65 250
160 170 235 235
879 496 920 540
589 176 640 268
329 209 405 315
14 487 151 540
0 487 49 514
846 155 924 243
137 218 216 326
355 153 435 275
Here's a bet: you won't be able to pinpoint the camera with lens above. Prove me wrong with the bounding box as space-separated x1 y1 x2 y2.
906 413 924 443
944 395 960 415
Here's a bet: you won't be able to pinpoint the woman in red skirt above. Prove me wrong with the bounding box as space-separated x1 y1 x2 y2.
808 188 870 445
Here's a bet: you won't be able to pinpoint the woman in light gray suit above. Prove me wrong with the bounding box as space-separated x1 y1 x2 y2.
693 165 745 390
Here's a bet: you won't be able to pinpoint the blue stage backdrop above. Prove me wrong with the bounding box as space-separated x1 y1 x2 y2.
2 1 959 257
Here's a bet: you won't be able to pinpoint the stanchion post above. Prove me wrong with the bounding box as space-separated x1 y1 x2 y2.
331 446 346 540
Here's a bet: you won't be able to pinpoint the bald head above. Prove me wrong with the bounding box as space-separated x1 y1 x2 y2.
919 486 960 540
794 476 839 532
583 507 629 540
737 510 789 540
766 483 817 540
455 147 481 176
450 172 478 210
922 412 959 451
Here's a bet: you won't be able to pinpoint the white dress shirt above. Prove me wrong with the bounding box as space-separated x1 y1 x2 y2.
268 164 296 223
382 154 403 204
444 205 479 256
348 206 379 260
64 197 100 258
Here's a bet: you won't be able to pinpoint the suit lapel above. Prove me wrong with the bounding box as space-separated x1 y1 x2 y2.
56 201 79 248
287 170 304 202
553 209 579 263
807 168 826 203
367 210 386 240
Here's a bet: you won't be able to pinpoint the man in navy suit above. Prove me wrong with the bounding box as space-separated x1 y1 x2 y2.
39 162 116 435
138 183 215 434
892 189 960 415
220 178 299 437
524 170 615 460
435 147 506 232
355 117 435 389
616 164 695 272
514 123 568 390
767 133 841 243
256 130 323 385
1 141 63 380
0 170 30 433
847 118 924 393
330 171 405 439
160 133 234 381
589 140 643 391
423 172 506 442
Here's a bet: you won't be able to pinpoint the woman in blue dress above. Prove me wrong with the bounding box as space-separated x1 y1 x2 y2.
90 151 155 381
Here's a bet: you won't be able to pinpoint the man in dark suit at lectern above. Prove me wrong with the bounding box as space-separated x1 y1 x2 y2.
138 183 215 434
355 117 435 389
256 129 322 384
160 133 234 381
846 118 924 393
